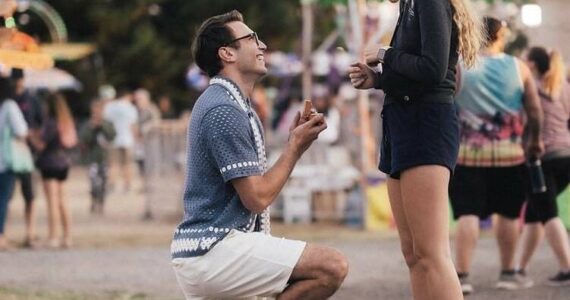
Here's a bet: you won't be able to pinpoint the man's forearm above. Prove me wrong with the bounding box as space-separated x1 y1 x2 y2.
256 143 301 208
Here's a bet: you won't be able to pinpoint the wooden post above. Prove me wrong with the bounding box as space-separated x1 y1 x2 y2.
349 0 376 173
301 0 314 100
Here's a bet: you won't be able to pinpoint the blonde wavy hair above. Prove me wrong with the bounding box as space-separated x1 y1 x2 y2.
449 0 484 68
543 51 566 99
528 47 566 100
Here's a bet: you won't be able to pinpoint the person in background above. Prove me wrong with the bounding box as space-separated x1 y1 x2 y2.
252 85 269 129
0 75 28 250
158 94 177 120
517 47 570 286
449 17 543 294
35 93 76 248
312 84 340 145
133 88 160 186
103 88 138 193
80 100 116 215
11 68 42 248
274 90 303 141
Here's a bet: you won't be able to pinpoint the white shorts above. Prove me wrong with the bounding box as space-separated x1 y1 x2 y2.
172 230 306 300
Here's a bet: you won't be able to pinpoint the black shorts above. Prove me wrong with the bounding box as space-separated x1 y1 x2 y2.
525 157 570 224
379 101 460 179
40 168 69 181
449 165 527 220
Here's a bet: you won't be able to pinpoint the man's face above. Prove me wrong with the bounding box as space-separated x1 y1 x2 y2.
225 21 268 77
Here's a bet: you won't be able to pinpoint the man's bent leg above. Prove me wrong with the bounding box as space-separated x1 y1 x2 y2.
172 230 316 299
278 244 348 300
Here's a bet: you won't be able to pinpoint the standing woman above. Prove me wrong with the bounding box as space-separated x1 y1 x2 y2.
348 0 482 299
35 93 76 248
0 76 28 250
518 48 570 285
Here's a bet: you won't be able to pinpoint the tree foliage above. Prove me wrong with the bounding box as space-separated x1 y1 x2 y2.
317 0 532 5
20 0 530 110
23 0 312 109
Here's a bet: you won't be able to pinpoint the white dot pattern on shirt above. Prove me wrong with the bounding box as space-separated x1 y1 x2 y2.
172 79 271 257
210 78 271 234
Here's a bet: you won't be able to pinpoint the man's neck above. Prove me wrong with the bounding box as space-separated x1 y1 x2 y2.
218 70 256 99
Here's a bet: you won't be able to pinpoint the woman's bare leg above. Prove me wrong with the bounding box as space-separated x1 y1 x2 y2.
400 165 463 300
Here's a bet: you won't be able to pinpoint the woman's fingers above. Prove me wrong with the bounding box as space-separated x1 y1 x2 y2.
349 72 366 80
351 78 365 88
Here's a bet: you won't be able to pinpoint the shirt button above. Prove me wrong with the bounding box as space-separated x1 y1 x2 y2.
404 96 410 101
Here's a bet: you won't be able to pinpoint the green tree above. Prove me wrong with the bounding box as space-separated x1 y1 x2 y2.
36 0 311 110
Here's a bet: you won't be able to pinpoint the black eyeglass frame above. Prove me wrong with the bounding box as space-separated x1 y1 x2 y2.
224 32 260 47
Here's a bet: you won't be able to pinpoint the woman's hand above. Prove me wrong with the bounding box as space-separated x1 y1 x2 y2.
364 44 383 66
348 62 376 90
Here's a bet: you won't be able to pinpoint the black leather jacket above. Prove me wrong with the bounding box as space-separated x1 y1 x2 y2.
375 0 459 104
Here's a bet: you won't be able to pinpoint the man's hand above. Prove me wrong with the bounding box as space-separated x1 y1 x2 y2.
288 113 327 157
348 62 376 90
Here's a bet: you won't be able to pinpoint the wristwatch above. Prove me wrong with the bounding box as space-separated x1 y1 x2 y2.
377 46 391 64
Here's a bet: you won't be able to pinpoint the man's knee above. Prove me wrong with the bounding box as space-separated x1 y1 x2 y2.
326 249 349 286
296 245 348 288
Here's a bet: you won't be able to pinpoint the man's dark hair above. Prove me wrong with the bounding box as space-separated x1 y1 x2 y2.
483 16 504 46
191 10 244 77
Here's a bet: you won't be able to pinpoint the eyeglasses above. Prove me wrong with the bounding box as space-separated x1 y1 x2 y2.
0 16 16 29
225 32 260 47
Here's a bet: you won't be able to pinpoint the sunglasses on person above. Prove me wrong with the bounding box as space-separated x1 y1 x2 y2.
224 32 260 47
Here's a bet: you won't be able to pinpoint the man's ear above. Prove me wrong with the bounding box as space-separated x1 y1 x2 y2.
218 47 236 63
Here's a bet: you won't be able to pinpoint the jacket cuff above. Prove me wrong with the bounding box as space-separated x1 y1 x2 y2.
373 71 382 90
383 47 395 66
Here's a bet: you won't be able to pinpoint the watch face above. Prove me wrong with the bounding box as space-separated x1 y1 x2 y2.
378 48 386 62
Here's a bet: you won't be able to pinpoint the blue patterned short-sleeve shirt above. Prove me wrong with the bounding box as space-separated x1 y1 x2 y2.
171 79 264 258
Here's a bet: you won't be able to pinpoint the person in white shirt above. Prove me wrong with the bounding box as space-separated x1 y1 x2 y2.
0 76 28 250
103 88 138 192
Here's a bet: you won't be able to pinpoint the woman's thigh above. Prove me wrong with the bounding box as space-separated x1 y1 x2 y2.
400 165 452 255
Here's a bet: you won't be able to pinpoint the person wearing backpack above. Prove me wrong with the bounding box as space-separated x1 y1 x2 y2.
35 92 77 249
80 100 116 215
0 75 28 250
